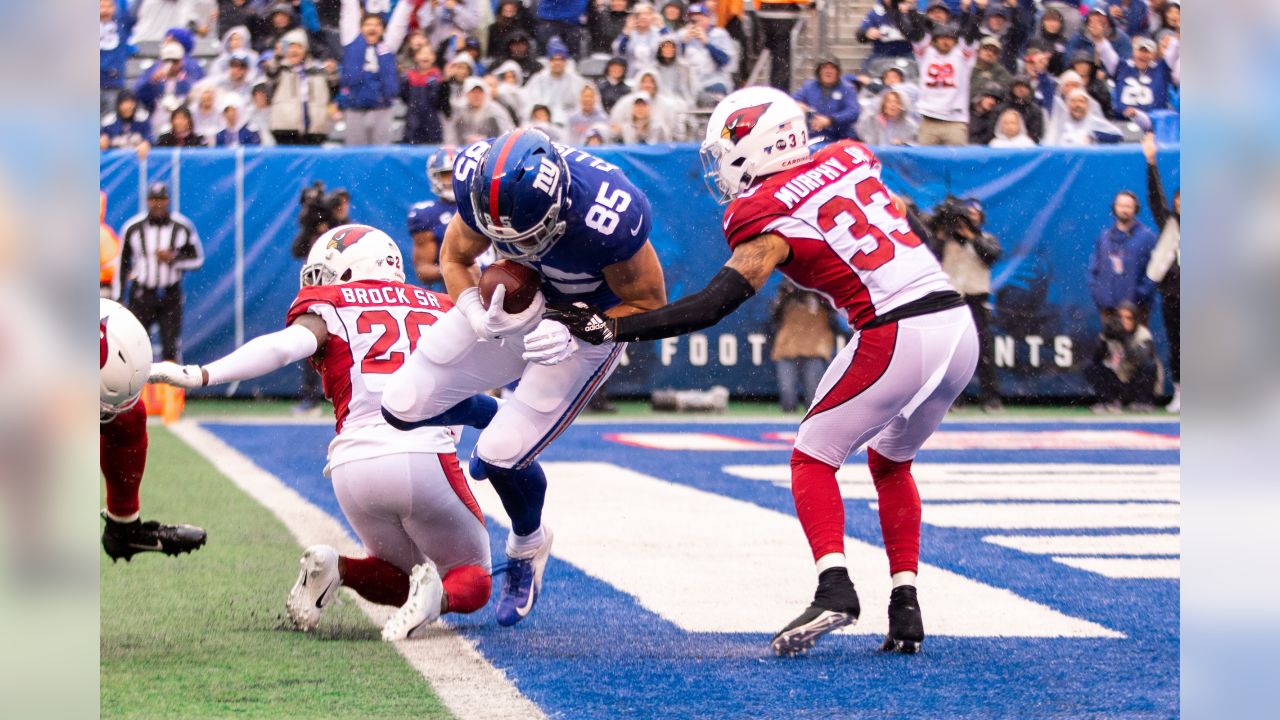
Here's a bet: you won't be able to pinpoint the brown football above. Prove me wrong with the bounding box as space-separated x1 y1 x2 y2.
479 259 542 314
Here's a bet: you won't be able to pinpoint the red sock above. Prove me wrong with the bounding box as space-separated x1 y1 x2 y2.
341 556 409 606
789 448 846 561
442 565 491 614
867 448 921 575
100 402 148 519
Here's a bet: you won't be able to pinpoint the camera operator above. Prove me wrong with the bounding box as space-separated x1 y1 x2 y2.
927 196 1003 412
288 181 335 415
1085 302 1158 413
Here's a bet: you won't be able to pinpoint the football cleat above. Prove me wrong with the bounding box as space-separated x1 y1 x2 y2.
771 567 861 657
882 585 925 654
286 544 341 632
382 560 444 642
495 526 554 627
101 510 207 562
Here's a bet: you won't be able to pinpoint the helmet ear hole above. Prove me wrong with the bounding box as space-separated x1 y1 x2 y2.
340 269 352 281
730 157 746 167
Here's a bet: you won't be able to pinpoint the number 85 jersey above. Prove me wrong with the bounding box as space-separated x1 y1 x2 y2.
724 140 955 330
286 280 455 469
452 139 652 311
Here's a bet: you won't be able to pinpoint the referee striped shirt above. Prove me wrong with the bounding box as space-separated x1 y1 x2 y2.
119 212 205 289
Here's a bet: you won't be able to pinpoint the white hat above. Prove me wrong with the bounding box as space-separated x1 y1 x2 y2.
159 42 185 61
462 77 487 94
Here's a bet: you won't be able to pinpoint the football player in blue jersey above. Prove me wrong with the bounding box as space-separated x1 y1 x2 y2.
407 148 458 290
382 128 668 626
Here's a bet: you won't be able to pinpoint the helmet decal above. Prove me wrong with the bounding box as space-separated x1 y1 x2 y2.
326 225 373 251
721 103 771 144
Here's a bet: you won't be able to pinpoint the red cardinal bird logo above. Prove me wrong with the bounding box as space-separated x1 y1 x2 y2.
326 225 372 251
721 103 771 144
100 319 110 369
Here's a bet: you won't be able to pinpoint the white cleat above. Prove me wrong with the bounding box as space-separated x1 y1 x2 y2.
286 544 341 632
382 560 444 642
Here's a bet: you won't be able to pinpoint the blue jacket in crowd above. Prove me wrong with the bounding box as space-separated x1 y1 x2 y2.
133 72 193 113
858 4 912 65
1113 58 1173 116
340 35 400 110
216 126 262 147
1087 220 1158 311
100 2 133 90
1064 23 1132 76
1106 0 1150 38
537 0 589 22
400 70 445 144
793 79 861 141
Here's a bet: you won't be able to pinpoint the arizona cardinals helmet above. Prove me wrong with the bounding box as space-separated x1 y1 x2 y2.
100 298 153 421
700 86 810 203
300 224 405 286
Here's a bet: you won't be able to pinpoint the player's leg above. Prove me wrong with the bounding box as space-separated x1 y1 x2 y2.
474 341 625 626
157 287 183 361
99 401 206 562
865 307 979 653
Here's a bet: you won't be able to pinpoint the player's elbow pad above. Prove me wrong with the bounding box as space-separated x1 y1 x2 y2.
615 267 756 343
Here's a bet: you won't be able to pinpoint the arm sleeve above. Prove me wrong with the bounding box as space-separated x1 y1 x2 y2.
1146 160 1169 229
203 324 321 386
1095 39 1120 77
613 266 757 342
383 0 414 50
300 0 321 33
340 0 360 45
171 222 205 271
1087 238 1104 307
961 6 982 44
830 91 861 126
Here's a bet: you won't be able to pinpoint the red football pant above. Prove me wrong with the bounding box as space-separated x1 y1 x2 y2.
867 447 921 575
341 556 491 614
442 565 491 614
100 402 148 519
790 448 846 561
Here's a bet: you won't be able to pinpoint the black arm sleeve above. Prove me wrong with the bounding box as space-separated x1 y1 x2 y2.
961 7 982 44
1146 161 1170 229
613 266 757 343
884 2 926 44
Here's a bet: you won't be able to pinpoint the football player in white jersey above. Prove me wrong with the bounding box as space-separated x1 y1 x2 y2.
551 87 978 657
886 0 983 145
149 225 492 641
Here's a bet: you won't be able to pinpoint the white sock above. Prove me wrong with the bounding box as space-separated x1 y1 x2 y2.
105 510 139 524
815 552 846 575
507 526 544 555
891 571 917 589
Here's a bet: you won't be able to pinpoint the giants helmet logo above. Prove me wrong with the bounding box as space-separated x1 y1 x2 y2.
721 103 771 144
327 225 373 251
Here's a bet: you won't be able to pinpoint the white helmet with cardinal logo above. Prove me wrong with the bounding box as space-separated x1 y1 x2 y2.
301 224 405 287
100 298 153 422
700 86 810 204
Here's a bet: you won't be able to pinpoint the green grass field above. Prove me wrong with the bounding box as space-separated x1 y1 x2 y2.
100 427 451 720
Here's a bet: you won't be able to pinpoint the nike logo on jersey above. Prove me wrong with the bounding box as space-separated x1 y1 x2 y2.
630 216 644 236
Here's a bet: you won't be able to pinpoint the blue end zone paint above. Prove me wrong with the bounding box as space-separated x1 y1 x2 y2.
204 420 1179 719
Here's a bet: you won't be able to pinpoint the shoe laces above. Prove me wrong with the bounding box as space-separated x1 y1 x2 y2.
499 557 531 594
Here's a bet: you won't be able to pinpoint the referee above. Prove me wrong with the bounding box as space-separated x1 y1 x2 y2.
120 182 204 361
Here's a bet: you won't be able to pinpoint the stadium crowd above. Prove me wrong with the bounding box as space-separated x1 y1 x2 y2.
101 0 1181 150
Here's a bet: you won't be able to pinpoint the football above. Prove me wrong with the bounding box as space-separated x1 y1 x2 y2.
479 259 542 314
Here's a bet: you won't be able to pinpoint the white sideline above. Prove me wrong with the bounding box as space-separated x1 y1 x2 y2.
169 421 545 720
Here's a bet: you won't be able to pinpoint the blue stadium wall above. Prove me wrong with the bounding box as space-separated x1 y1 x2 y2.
100 143 1180 399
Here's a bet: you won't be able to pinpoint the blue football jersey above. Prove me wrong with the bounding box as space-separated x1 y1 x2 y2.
1114 59 1173 115
407 199 456 240
452 140 652 310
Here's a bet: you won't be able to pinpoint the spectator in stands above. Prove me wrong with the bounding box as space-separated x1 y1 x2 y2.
490 0 539 57
981 1 1029 73
262 31 334 144
886 0 981 147
1157 0 1180 35
855 87 916 146
1030 5 1068 74
215 97 263 146
706 0 749 84
615 69 686 134
1065 7 1131 79
568 83 610 144
995 76 1043 142
522 39 588 123
1141 132 1179 412
969 36 1010 101
131 0 203 42
396 31 428 74
1086 302 1157 413
968 81 1004 144
1088 190 1157 326
769 278 837 413
189 81 223 144
1106 0 1149 39
211 27 261 81
988 107 1034 147
134 43 195 134
497 31 544 79
614 3 670 68
753 0 812 91
614 96 673 144
216 53 257 104
445 77 515 145
1020 39 1057 112
680 4 736 105
660 0 687 30
793 58 860 141
101 90 153 154
218 0 264 37
856 1 914 69
1114 35 1178 121
583 126 607 145
246 83 276 145
536 0 589 59
337 0 407 145
156 106 207 147
101 0 133 114
597 57 632 113
875 65 918 116
253 2 301 54
588 0 633 56
400 45 446 144
441 54 475 108
163 28 207 81
528 104 566 142
1067 49 1116 119
490 61 526 120
652 38 698 109
1045 88 1121 146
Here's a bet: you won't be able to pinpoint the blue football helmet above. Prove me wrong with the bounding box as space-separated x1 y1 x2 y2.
468 128 569 262
427 146 457 203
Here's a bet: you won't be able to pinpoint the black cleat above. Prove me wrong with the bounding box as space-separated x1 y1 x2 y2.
881 585 925 654
771 568 861 657
101 510 207 562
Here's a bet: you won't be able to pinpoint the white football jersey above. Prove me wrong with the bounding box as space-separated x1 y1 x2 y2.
913 38 978 123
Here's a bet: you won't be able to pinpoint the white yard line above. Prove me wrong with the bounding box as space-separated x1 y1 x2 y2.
169 421 545 720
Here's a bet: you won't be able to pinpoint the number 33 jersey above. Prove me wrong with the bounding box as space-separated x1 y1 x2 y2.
286 280 456 468
723 140 955 330
452 139 652 311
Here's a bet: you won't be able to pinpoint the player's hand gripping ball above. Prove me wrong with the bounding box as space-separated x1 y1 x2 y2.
479 259 542 314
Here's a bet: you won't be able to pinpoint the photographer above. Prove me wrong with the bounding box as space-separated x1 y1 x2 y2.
927 196 1003 411
1086 302 1157 413
288 180 338 415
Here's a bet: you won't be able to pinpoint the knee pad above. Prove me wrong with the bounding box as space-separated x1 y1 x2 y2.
475 421 527 469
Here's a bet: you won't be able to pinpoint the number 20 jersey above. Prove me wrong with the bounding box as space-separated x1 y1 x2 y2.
452 140 651 311
723 141 955 330
286 280 455 468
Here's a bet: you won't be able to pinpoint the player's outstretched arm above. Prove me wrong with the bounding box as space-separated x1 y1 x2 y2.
149 315 328 388
439 215 492 300
601 241 668 318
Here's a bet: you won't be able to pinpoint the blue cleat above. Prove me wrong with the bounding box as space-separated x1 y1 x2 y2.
495 526 554 627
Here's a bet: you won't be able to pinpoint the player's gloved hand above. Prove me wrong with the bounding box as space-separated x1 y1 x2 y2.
544 302 616 345
149 361 206 388
483 284 546 339
455 286 502 340
522 319 579 366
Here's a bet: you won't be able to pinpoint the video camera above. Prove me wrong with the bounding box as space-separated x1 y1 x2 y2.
929 195 979 239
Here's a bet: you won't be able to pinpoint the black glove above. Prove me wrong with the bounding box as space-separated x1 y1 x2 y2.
544 302 616 345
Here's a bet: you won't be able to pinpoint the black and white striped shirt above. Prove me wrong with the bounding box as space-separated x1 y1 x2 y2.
119 212 205 290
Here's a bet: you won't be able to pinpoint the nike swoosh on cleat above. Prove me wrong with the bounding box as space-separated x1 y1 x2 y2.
315 580 337 609
129 541 164 551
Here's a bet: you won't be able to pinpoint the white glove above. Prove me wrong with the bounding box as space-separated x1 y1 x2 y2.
522 319 579 366
149 361 205 388
486 285 547 339
455 286 500 340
